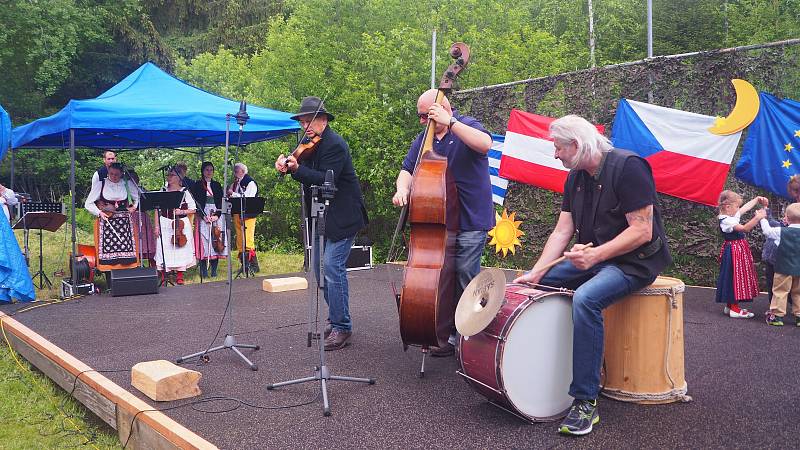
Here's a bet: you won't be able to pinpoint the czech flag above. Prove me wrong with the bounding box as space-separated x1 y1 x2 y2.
498 109 604 193
611 98 742 206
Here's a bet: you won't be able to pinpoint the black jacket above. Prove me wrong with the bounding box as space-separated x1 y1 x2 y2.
291 126 368 241
189 179 224 219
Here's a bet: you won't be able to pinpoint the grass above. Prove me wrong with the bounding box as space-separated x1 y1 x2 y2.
2 225 304 449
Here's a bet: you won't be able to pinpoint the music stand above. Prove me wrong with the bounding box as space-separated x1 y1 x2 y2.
13 204 66 289
230 196 265 279
140 191 183 286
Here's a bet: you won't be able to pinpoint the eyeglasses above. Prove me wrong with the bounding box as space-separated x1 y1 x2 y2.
417 112 428 120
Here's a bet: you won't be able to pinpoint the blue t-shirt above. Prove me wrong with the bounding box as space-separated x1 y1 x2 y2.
402 111 494 231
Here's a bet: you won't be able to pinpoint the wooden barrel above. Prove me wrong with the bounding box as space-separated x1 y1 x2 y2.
601 276 692 404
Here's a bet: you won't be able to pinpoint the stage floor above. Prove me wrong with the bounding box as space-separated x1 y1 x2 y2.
2 265 799 449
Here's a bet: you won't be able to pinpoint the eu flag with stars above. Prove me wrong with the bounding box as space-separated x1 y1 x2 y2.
735 92 800 199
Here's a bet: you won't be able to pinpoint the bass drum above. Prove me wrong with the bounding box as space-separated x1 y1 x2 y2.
458 285 574 422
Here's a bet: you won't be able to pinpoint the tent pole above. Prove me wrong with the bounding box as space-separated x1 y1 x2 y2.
70 130 77 287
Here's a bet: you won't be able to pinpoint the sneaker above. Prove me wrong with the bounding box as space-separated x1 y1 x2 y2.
558 399 599 436
430 342 455 358
765 312 784 326
729 309 754 319
324 329 352 351
723 306 730 315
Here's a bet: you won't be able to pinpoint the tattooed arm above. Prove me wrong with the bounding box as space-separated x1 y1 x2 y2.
565 205 654 270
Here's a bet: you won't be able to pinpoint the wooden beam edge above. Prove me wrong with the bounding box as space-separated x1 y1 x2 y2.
0 312 217 450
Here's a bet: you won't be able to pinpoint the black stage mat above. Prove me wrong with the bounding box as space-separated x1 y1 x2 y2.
2 265 799 449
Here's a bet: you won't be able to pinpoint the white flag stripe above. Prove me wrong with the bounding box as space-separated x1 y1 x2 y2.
492 193 505 205
490 175 508 189
488 157 501 169
627 100 742 164
504 131 569 171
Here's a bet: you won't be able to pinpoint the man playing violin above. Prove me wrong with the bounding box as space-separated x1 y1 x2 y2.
392 89 493 357
275 96 368 351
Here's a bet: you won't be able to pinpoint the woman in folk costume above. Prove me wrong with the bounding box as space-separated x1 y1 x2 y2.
154 168 197 285
227 162 259 273
190 161 228 278
84 163 140 271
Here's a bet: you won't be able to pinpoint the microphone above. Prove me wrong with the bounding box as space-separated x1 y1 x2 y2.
321 169 337 200
235 100 249 131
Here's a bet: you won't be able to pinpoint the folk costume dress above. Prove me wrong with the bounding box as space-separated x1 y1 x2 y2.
84 177 140 271
715 213 760 303
191 179 228 261
154 188 197 272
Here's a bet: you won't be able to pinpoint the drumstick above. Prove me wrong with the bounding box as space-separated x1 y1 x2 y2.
536 242 594 273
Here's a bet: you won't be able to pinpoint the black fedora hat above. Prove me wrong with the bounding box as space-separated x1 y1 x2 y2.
290 96 334 121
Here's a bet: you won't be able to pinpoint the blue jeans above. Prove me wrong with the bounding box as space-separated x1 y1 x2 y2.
539 261 654 400
312 235 355 332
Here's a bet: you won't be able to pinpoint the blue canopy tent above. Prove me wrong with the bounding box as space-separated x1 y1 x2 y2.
1 104 10 159
11 62 300 287
12 62 299 149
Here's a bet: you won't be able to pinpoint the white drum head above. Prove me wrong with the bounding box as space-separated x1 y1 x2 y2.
501 294 574 420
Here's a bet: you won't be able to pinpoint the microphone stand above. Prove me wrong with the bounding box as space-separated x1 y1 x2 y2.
177 101 260 371
267 170 375 416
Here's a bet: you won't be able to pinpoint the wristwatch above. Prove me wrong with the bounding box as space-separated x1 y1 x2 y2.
448 116 458 130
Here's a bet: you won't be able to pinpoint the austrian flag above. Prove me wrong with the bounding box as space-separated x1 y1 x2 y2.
498 109 604 193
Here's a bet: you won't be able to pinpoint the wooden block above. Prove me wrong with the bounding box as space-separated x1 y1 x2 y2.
131 360 201 402
262 276 308 292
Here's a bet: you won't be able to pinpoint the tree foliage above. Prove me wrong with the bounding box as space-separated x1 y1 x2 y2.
3 0 800 270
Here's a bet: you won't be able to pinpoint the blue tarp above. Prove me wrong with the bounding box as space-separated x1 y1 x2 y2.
0 104 10 159
0 212 35 303
12 62 299 149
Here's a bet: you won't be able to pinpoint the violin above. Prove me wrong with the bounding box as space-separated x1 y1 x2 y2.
280 135 321 174
211 218 224 253
171 200 189 248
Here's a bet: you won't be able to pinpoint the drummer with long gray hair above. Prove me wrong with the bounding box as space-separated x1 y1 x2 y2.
513 114 672 436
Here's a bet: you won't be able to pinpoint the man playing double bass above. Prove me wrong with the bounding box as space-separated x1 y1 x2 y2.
275 96 369 351
392 89 493 357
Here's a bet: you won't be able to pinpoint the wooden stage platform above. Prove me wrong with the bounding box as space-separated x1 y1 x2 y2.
1 265 799 449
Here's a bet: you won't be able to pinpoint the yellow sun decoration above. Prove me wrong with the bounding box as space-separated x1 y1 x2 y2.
488 209 524 257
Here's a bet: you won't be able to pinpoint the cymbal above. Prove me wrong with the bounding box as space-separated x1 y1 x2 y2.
455 268 506 337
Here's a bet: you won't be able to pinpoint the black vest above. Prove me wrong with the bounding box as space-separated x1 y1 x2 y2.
775 227 800 276
565 149 672 280
96 166 108 182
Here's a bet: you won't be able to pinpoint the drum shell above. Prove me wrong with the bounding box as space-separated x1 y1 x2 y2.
458 287 529 406
459 285 574 422
601 276 688 404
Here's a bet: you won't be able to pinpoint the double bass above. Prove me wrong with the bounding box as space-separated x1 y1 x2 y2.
397 43 470 350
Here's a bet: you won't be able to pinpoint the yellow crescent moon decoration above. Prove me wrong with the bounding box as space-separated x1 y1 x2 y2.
708 79 760 136
487 209 524 257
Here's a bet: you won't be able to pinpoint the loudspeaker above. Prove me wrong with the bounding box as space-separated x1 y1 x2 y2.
110 267 159 297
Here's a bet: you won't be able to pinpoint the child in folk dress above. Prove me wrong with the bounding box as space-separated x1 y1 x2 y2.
715 190 767 318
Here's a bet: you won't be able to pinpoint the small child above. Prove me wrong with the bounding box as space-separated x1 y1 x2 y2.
715 191 767 318
760 203 800 326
